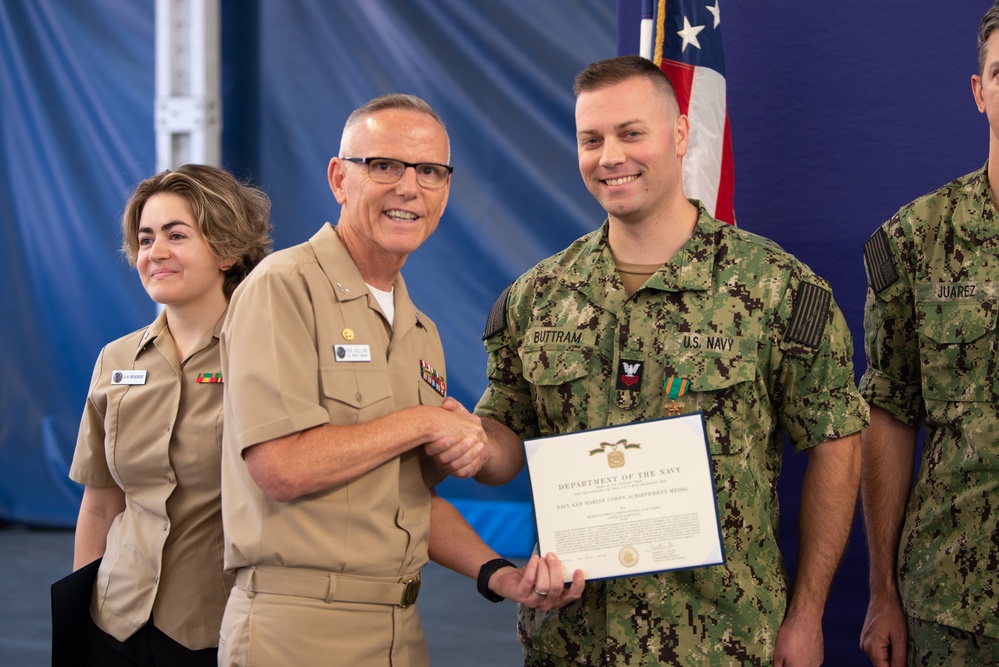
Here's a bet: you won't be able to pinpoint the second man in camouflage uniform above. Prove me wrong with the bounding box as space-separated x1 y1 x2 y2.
859 2 999 665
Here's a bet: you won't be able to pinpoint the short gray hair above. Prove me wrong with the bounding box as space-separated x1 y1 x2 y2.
338 94 450 160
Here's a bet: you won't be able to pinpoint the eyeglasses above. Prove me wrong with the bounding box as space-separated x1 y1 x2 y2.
341 156 453 190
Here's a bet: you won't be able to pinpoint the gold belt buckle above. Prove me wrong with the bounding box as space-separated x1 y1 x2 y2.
400 577 421 607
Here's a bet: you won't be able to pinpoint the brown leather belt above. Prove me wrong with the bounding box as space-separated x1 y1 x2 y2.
235 566 421 607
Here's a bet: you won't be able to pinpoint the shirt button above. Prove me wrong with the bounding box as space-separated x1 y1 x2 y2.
165 424 171 432
153 576 159 584
355 392 363 402
162 523 168 531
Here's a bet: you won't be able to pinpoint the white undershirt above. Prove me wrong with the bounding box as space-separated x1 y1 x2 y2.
366 283 395 327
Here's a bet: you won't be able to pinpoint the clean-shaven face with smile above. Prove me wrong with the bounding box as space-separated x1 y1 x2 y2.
330 108 451 266
136 192 228 310
575 76 689 226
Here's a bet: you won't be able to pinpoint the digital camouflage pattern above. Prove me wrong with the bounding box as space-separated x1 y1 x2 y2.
860 164 999 643
477 202 869 666
905 617 999 667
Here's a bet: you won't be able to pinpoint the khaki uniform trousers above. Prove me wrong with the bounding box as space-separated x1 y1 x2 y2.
218 566 428 667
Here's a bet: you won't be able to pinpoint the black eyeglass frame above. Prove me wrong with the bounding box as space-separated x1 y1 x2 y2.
341 156 454 189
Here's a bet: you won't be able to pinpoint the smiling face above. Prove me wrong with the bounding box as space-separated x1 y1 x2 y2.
328 107 451 274
136 192 230 312
575 76 689 227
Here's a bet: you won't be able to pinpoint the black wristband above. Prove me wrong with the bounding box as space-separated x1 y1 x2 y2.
476 557 516 603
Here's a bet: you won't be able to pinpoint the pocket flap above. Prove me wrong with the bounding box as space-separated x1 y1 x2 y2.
320 366 393 408
523 347 592 386
917 301 993 344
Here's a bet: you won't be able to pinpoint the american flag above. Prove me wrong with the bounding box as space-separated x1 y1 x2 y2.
640 0 735 225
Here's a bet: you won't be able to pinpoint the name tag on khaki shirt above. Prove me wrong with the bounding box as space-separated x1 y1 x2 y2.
111 370 147 385
334 344 372 362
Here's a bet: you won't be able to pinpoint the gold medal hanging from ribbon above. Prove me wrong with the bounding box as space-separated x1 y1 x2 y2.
589 439 642 468
662 376 689 417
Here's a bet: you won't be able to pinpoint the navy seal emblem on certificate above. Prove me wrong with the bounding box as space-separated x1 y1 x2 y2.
523 412 725 582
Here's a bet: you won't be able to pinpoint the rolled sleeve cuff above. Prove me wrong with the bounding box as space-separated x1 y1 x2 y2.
858 368 924 428
474 384 539 440
782 388 870 452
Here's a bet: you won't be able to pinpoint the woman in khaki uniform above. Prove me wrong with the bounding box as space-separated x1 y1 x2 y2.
69 164 272 666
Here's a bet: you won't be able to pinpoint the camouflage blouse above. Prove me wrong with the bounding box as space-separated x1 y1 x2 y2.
478 202 868 665
861 164 999 640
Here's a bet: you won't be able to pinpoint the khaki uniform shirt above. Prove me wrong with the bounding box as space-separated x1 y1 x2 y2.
70 310 232 649
221 222 445 576
861 164 999 639
477 203 869 665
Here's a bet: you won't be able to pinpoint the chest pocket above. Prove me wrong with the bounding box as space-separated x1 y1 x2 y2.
522 346 593 434
320 366 394 424
668 350 759 456
916 301 996 402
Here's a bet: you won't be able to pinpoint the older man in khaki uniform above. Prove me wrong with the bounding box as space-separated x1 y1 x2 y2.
218 94 582 667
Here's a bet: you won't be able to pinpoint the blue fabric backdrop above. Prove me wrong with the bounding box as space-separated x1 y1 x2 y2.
1 1 993 662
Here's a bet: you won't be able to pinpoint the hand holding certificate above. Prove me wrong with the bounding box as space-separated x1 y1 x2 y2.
524 413 725 582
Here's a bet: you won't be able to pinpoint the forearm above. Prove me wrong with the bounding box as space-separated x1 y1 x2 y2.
245 404 453 501
860 406 917 599
73 485 125 570
474 417 526 486
787 433 861 620
427 492 501 578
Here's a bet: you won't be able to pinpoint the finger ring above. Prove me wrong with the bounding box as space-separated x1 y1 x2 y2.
533 588 548 597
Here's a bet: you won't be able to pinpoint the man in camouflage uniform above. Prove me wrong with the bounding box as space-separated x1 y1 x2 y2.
473 56 868 666
859 3 999 665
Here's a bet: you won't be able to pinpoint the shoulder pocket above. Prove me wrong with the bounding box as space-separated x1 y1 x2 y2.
916 301 995 402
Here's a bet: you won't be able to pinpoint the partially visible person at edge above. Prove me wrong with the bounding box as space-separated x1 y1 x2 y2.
70 164 273 665
217 93 584 667
470 55 869 666
859 2 999 665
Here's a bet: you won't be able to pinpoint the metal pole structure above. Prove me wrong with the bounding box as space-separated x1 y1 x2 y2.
155 0 221 171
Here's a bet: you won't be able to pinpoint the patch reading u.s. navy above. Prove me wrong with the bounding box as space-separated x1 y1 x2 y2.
786 282 830 349
863 228 899 293
482 282 513 341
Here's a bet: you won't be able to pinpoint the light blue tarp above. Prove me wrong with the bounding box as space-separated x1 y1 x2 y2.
0 0 613 545
1 0 156 525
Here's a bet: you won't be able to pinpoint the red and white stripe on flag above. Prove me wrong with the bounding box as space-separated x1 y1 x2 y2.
640 0 735 225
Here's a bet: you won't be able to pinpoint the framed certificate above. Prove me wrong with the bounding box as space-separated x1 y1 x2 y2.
524 412 725 582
